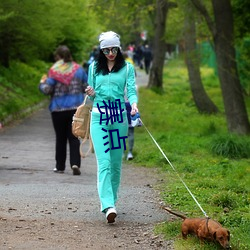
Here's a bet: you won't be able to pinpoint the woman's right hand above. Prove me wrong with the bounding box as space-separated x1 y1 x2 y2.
85 86 95 97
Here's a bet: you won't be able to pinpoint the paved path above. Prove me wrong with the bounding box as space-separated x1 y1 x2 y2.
0 71 173 249
0 68 152 222
135 68 149 88
0 106 164 224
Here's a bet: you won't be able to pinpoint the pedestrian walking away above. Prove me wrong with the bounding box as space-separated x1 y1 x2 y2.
143 44 152 75
39 45 88 175
85 31 138 223
123 51 138 161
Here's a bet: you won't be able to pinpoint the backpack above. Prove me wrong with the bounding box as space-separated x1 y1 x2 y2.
72 95 93 158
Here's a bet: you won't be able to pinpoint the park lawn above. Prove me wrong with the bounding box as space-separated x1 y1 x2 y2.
132 58 250 250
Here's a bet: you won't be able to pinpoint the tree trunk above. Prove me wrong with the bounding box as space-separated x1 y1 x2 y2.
147 0 169 89
184 4 218 114
191 0 250 134
212 0 250 134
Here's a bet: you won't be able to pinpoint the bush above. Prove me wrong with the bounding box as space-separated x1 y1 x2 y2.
0 60 49 123
210 191 237 209
210 135 250 159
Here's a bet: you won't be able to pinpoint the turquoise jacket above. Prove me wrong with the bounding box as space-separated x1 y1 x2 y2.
87 62 138 110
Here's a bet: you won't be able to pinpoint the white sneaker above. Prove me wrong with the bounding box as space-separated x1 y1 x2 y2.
53 168 64 173
127 152 133 160
105 207 117 223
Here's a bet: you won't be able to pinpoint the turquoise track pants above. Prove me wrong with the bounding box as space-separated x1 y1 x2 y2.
90 110 128 212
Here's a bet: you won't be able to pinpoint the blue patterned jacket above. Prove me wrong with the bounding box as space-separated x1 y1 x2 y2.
39 67 88 112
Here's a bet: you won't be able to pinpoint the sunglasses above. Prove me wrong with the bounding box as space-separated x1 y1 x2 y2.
102 47 119 55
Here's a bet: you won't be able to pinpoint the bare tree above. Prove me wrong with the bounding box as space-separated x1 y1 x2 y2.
184 2 218 114
191 0 250 134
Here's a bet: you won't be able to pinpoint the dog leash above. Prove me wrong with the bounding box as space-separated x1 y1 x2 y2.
139 118 209 218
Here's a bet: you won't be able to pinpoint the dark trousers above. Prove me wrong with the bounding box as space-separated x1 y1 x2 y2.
125 102 134 152
51 110 80 171
144 59 151 74
128 127 134 152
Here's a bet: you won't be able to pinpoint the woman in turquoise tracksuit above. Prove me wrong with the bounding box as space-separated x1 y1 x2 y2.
86 31 138 223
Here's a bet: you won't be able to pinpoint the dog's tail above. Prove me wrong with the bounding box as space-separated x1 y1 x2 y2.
162 206 187 220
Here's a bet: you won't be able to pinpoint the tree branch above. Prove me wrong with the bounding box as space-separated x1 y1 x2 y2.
190 0 216 37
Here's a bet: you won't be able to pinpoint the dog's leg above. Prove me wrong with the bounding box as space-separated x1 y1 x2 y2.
181 231 188 239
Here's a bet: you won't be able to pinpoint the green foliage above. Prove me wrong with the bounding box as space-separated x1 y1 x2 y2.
236 37 250 95
92 0 156 45
0 60 49 122
165 0 213 45
131 58 250 249
232 0 250 39
210 134 250 159
0 0 100 66
210 191 238 209
165 2 184 44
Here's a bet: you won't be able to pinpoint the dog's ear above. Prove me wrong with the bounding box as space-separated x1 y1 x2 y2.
227 230 230 240
213 231 217 240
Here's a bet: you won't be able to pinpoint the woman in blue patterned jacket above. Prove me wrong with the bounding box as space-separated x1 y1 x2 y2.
39 45 88 175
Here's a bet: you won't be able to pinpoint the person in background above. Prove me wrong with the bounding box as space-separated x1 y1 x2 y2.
125 101 135 160
39 45 88 175
143 44 152 74
123 52 137 160
134 44 144 69
85 46 99 72
88 46 99 64
86 31 138 223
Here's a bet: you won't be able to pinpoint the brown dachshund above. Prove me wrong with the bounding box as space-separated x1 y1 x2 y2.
162 207 231 249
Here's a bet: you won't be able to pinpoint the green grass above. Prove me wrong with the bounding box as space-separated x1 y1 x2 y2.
131 59 250 250
0 60 50 123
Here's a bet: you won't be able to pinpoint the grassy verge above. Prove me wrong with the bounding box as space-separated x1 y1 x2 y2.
132 59 250 250
0 60 50 125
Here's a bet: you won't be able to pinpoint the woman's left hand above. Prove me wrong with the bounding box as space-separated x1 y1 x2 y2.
40 74 47 83
131 103 138 116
